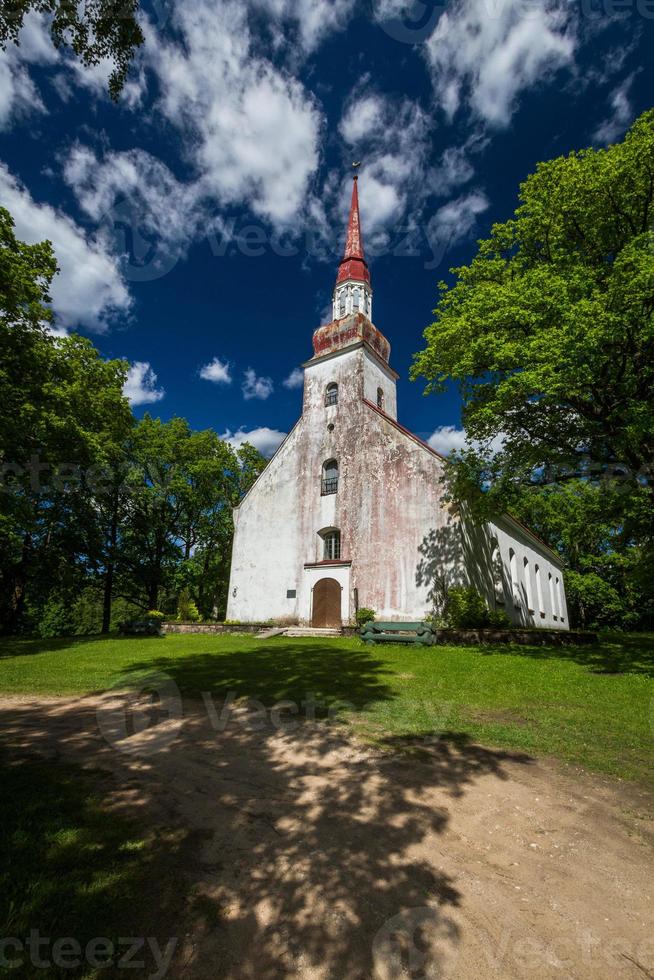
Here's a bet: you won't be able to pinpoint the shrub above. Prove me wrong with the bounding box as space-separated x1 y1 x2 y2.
118 619 162 636
444 586 489 628
37 598 75 638
487 608 512 629
146 610 165 622
176 588 201 623
356 607 376 627
434 585 512 630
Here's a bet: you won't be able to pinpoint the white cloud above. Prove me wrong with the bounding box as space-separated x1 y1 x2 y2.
282 367 304 389
145 0 321 229
427 425 468 456
340 94 386 144
427 425 506 456
63 144 203 249
592 75 635 145
0 163 131 332
251 0 356 53
65 56 147 108
431 144 477 197
336 94 432 236
425 0 576 127
427 190 490 252
0 12 57 130
199 357 232 384
123 362 165 406
221 426 287 458
242 368 274 400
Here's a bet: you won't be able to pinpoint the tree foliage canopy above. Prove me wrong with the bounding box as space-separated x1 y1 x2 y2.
0 0 144 99
0 208 266 634
413 109 654 508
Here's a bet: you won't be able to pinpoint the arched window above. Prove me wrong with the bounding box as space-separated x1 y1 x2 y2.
509 548 520 607
325 383 338 406
321 459 338 495
535 564 545 617
338 291 346 317
556 576 564 621
491 540 504 604
377 386 384 409
352 286 361 311
548 571 557 620
524 557 534 612
320 529 341 561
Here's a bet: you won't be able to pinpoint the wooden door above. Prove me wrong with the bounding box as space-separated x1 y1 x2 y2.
312 578 341 628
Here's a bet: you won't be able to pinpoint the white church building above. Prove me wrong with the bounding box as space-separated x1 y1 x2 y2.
226 176 568 630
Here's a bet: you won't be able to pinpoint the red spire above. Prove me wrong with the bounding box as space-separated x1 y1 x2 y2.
336 175 370 286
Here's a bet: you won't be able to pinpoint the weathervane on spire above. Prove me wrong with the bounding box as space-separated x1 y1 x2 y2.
352 161 361 174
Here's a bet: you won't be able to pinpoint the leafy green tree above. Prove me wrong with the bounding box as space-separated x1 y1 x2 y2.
0 208 266 634
0 0 144 99
0 207 132 631
512 480 653 629
118 417 265 615
413 110 654 521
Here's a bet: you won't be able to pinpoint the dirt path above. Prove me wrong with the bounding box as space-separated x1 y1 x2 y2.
1 692 652 979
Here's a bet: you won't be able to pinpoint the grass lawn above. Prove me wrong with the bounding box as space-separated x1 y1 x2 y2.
0 631 652 786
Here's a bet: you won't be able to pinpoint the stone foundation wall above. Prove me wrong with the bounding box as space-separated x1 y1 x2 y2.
433 628 597 646
162 622 270 635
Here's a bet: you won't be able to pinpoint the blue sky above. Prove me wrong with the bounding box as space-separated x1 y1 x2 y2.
1 0 652 456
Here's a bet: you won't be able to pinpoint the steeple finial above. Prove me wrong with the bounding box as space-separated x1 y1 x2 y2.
332 171 373 321
336 170 370 286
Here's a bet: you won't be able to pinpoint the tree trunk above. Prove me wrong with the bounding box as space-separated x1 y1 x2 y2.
101 561 114 634
7 532 31 633
148 582 159 611
101 497 118 634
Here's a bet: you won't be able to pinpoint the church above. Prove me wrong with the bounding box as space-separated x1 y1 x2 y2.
227 176 568 630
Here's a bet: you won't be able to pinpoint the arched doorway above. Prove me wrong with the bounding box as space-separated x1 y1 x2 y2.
312 578 341 628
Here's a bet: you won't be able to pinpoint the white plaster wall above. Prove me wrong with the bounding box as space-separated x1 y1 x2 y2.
226 424 305 623
463 516 568 629
302 347 363 416
345 405 462 620
362 350 397 419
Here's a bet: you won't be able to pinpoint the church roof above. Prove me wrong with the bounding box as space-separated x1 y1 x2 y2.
336 174 370 286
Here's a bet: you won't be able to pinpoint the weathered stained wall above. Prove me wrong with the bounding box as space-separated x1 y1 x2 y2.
226 337 568 628
226 424 304 623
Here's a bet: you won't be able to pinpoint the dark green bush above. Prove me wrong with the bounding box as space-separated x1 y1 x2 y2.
356 607 376 627
37 597 75 638
176 588 201 622
434 585 513 630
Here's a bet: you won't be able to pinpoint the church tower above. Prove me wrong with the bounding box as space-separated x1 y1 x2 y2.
225 173 568 630
307 173 398 420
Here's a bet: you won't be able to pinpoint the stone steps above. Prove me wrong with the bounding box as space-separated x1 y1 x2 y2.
283 627 342 638
255 627 288 639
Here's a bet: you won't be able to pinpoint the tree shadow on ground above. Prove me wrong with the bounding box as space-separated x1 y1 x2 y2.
117 643 395 712
0 688 534 979
478 632 654 677
0 752 195 978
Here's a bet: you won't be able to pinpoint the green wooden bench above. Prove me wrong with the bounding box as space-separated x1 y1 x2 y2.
360 621 434 646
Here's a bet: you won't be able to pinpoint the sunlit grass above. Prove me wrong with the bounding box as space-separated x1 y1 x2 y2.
0 630 652 785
